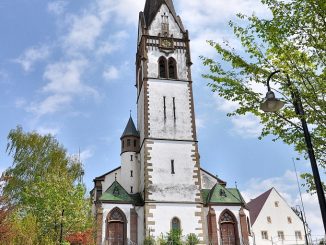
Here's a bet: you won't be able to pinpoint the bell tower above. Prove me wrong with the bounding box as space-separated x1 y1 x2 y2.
136 0 206 242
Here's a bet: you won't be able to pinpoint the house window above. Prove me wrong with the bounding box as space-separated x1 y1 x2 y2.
130 170 133 177
122 140 124 148
134 140 137 147
130 155 133 161
267 216 272 223
168 58 177 79
295 231 302 240
127 139 131 147
277 231 284 240
171 217 180 230
261 231 268 240
287 216 292 224
130 186 133 193
159 57 167 78
171 160 175 174
275 201 279 207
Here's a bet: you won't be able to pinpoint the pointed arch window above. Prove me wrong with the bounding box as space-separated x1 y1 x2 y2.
168 58 177 79
159 57 167 78
171 217 181 230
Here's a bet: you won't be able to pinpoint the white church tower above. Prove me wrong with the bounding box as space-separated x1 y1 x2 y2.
136 0 206 241
92 1 252 244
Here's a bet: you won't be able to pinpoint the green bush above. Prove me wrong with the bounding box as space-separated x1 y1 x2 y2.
167 229 183 245
186 233 199 245
144 235 156 245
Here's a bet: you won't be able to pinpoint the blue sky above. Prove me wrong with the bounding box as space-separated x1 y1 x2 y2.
0 0 324 236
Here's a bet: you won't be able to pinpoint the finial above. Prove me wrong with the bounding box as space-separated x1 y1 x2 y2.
115 173 117 181
235 181 238 188
130 110 132 117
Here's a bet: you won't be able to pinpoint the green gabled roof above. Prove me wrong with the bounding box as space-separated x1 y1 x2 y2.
100 181 134 203
203 184 244 205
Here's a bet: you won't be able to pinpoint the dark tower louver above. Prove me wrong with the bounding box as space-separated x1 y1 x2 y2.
143 0 185 32
120 116 140 154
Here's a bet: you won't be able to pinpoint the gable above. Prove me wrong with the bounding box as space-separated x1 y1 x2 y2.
147 4 184 39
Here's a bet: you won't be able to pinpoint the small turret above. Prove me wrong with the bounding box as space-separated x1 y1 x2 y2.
120 116 140 154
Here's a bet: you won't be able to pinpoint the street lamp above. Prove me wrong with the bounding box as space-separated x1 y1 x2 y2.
260 70 326 234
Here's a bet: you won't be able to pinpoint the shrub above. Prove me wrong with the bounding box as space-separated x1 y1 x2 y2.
144 235 155 245
186 233 199 245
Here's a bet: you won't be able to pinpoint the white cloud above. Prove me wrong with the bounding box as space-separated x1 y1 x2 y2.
103 66 119 81
14 45 51 72
15 98 27 108
47 1 67 15
43 59 95 95
64 14 103 51
80 148 94 162
230 114 262 138
242 170 324 236
36 126 60 135
28 94 72 116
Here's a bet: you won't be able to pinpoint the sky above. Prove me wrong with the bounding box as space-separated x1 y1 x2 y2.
0 0 324 237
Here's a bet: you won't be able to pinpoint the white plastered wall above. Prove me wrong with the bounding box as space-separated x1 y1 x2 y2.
121 152 140 193
102 168 121 192
252 189 305 245
147 140 199 202
147 79 193 140
149 203 202 239
201 170 218 189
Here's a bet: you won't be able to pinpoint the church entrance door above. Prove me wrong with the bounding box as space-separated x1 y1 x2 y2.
107 222 124 245
220 222 236 245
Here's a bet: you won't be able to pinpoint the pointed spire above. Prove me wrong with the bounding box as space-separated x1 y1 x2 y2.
121 116 139 139
143 0 184 31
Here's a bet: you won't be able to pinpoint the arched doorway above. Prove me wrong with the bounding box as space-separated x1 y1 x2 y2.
106 207 127 245
219 210 239 245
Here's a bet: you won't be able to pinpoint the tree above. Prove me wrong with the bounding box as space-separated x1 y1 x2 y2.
0 175 14 244
3 126 93 243
201 0 325 191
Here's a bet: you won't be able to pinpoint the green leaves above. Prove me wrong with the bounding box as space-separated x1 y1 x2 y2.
202 0 326 191
3 126 92 244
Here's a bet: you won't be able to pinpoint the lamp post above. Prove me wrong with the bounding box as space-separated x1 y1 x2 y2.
260 70 326 234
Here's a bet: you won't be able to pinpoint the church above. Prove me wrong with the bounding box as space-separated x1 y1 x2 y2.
91 0 251 244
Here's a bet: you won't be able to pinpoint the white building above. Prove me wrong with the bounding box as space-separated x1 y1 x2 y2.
91 0 251 244
247 188 306 245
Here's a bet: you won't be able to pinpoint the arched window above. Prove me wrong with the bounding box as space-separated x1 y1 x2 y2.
159 57 167 78
168 58 177 79
171 217 181 230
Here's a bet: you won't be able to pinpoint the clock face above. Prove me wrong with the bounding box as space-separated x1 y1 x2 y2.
161 38 173 48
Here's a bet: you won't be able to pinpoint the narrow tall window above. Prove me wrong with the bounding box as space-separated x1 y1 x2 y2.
130 155 133 161
130 186 133 193
130 170 133 177
277 231 284 240
159 57 167 78
122 140 124 148
173 97 176 121
171 160 175 174
168 58 177 79
127 139 131 147
295 231 302 240
275 201 279 207
163 96 166 120
171 217 180 230
287 216 292 224
261 231 268 240
267 216 272 223
161 13 169 35
134 139 137 147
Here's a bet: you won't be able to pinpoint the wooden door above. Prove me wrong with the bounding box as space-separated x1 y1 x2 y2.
108 222 124 245
220 223 236 245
